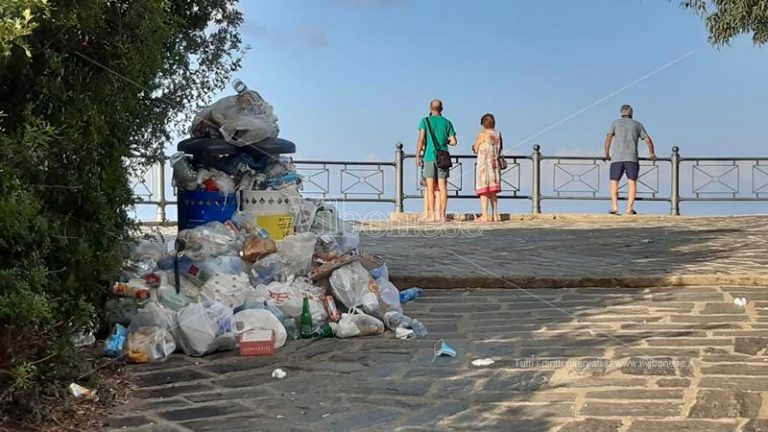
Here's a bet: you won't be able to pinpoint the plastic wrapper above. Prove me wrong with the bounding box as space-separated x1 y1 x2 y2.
232 309 287 348
242 236 276 262
278 233 317 277
124 326 176 363
329 261 380 315
157 284 190 311
177 302 236 356
200 272 254 309
310 204 359 254
239 296 285 322
330 313 384 338
177 222 242 261
104 324 128 357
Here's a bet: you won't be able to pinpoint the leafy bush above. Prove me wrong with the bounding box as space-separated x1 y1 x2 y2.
0 0 243 421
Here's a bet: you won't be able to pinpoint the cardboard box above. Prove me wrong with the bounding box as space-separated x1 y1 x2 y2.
239 329 275 356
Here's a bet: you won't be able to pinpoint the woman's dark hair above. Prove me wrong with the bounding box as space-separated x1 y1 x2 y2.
481 113 495 128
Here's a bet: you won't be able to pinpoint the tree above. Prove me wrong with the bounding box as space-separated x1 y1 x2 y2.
681 0 768 46
0 0 243 421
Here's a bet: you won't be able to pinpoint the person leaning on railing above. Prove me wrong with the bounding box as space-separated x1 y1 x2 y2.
604 104 656 215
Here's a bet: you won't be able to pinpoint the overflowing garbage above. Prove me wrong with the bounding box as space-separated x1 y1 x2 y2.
101 81 428 364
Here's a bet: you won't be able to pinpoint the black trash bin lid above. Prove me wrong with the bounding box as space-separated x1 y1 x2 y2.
177 136 296 157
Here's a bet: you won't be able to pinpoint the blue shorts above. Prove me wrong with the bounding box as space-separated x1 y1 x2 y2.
610 161 639 181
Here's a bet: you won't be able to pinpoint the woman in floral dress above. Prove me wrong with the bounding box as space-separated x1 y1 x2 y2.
472 113 502 222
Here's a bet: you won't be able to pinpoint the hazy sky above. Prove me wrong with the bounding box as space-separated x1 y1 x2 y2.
143 0 767 219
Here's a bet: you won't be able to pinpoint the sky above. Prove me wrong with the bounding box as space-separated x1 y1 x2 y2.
139 0 768 220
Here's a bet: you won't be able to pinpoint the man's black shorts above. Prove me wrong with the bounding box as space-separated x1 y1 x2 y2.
610 161 639 181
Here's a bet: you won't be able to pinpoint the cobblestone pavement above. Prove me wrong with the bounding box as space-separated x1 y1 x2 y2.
106 286 768 432
359 215 768 288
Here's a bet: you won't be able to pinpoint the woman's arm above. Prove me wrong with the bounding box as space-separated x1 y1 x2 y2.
472 132 484 154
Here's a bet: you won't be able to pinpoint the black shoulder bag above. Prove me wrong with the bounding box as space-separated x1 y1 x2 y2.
425 117 453 170
497 132 508 170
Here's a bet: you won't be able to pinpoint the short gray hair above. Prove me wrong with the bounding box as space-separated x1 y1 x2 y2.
620 104 633 118
430 99 443 113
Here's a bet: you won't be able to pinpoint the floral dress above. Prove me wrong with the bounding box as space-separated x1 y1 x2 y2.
475 129 502 196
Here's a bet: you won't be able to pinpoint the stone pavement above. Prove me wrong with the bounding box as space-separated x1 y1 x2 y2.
358 215 768 288
106 286 768 432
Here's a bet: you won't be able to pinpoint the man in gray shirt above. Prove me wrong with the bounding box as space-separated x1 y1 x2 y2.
604 104 656 215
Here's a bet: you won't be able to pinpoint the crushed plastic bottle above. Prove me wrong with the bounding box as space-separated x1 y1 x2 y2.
399 287 424 304
382 310 428 337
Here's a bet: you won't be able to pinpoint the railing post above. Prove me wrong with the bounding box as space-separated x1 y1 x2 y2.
394 142 404 212
670 146 680 216
531 144 542 214
155 157 167 223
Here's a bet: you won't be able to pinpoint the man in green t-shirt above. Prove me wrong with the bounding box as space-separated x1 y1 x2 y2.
416 99 457 222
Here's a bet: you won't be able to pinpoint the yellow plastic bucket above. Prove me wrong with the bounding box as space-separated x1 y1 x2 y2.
255 214 294 240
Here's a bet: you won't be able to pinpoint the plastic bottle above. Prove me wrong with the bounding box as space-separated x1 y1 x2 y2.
382 311 428 337
300 297 313 338
399 287 424 304
283 318 300 340
409 318 429 337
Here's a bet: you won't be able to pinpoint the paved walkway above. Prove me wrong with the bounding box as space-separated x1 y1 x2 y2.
107 286 768 432
359 215 768 288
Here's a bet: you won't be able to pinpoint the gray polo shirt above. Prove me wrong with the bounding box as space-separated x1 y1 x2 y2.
608 118 649 163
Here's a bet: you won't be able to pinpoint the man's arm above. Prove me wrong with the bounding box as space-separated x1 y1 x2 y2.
645 135 656 160
604 134 613 160
448 122 458 146
416 129 426 166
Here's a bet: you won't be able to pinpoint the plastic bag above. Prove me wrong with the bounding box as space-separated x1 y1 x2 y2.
104 324 128 358
331 313 384 338
232 309 287 348
310 204 359 254
249 254 283 286
329 262 380 315
254 280 327 322
128 301 180 344
372 264 402 315
278 233 317 277
242 236 276 262
124 327 176 363
157 284 190 311
177 302 236 357
170 151 198 191
190 85 279 146
240 296 286 322
199 255 245 275
200 272 254 309
177 222 242 261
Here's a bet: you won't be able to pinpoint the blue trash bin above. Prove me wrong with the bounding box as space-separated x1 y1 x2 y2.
177 190 237 230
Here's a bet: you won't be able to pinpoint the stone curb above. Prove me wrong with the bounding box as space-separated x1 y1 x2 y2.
390 273 768 289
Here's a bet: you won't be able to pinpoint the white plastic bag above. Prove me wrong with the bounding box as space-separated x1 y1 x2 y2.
124 326 176 363
278 233 317 277
177 302 236 356
128 301 180 345
372 264 402 315
310 204 359 253
254 279 327 322
329 262 380 315
201 272 254 309
190 87 279 146
232 309 287 348
331 313 384 338
177 222 242 261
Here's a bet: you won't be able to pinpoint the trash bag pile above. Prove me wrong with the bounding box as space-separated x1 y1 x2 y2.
100 83 427 363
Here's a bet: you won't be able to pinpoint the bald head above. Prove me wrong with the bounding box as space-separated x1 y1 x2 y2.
429 99 443 114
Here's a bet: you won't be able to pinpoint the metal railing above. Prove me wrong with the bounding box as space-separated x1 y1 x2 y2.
130 144 768 224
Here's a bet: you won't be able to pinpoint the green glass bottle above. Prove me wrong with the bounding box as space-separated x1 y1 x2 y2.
313 323 335 338
300 297 313 339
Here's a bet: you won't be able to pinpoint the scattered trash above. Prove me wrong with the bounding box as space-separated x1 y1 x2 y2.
70 330 96 348
322 413 330 418
433 339 457 362
68 383 97 400
641 239 655 244
734 297 747 307
97 79 433 369
272 368 287 379
471 358 496 367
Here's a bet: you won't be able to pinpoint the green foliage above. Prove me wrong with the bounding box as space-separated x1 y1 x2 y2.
681 0 768 46
0 0 243 421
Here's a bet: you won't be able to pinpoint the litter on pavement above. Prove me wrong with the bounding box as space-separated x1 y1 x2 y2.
97 80 430 365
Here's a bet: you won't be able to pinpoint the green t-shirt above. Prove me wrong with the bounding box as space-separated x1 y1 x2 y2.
418 115 456 162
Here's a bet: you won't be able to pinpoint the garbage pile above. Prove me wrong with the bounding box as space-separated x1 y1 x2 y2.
100 83 427 363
